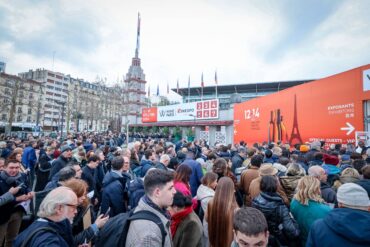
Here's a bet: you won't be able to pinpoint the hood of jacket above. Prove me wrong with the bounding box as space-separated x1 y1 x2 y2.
323 208 370 244
103 171 124 187
196 184 215 201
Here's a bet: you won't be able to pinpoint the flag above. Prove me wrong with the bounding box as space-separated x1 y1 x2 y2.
167 82 169 94
148 84 150 97
157 84 159 96
187 75 190 103
201 72 204 88
215 71 218 85
176 79 179 94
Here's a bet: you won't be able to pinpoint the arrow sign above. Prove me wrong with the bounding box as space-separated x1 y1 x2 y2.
341 122 355 135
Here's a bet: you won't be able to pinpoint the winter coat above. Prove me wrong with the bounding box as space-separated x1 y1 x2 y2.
49 155 70 180
355 179 370 197
182 158 204 197
72 205 97 245
34 153 52 192
0 171 30 224
231 153 244 174
81 165 96 194
13 218 74 247
101 170 128 216
279 175 304 201
172 211 203 247
0 191 14 207
125 198 172 247
320 182 337 204
290 199 331 244
139 159 154 177
239 167 259 206
306 208 370 247
249 176 290 206
252 192 300 245
155 162 168 171
22 146 37 170
196 184 215 212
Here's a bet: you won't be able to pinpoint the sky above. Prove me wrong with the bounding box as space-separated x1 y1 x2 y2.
1 0 370 99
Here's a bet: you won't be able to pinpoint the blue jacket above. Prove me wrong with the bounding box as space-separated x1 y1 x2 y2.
307 208 370 247
22 146 37 170
182 158 203 197
101 171 128 217
14 218 74 247
140 159 154 177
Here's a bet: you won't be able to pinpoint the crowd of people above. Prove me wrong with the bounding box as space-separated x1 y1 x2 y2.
0 132 369 247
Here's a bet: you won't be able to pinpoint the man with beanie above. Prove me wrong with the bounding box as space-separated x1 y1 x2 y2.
49 145 73 180
306 183 370 247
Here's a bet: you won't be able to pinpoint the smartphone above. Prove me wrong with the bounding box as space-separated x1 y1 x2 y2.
17 182 25 188
104 207 111 217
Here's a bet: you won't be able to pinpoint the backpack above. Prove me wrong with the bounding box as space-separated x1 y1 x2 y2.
95 209 167 247
127 178 145 209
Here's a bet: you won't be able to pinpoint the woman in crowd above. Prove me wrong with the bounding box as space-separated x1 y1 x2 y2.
129 149 140 171
279 162 306 201
170 191 203 247
290 176 332 245
252 175 300 246
206 176 238 247
332 167 360 191
34 146 54 191
174 164 198 209
63 178 108 246
196 172 218 247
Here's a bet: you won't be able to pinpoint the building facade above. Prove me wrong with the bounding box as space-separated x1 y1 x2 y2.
0 62 6 73
0 73 43 132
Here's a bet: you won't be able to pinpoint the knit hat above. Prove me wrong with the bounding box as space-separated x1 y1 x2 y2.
60 145 72 153
337 183 370 207
323 154 339 165
310 141 321 151
259 164 278 176
300 145 309 153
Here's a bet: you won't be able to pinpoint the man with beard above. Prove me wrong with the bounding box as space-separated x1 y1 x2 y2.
14 187 78 247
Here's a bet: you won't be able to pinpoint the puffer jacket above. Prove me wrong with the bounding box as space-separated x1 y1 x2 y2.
252 192 300 245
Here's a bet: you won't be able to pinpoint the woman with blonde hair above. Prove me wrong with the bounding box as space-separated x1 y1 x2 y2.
290 176 332 245
206 176 238 247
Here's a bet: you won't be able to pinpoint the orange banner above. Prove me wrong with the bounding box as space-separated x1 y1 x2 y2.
234 64 370 145
142 107 157 122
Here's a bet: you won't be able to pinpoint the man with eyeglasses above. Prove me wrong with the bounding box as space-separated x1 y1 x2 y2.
14 186 78 247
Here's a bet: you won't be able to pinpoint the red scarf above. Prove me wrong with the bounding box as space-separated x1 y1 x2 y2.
170 206 193 237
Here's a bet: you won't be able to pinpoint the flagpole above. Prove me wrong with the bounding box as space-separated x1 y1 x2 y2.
215 71 218 99
188 75 190 103
201 72 203 102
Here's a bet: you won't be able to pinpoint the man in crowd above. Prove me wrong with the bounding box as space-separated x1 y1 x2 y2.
182 150 203 196
21 141 37 184
81 155 100 206
308 165 337 204
14 187 78 247
155 154 170 171
126 169 175 246
240 154 263 206
101 156 129 216
306 183 370 246
49 145 73 179
0 159 33 247
231 147 246 173
231 207 269 247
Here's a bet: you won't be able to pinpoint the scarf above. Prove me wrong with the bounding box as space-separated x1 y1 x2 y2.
143 195 171 220
170 206 193 237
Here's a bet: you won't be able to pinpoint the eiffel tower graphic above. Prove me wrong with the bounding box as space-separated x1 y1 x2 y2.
289 94 303 144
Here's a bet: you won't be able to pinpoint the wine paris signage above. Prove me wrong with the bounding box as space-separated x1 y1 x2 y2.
234 64 370 145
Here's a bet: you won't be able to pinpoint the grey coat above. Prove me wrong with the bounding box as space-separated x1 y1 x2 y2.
0 192 14 207
125 198 173 247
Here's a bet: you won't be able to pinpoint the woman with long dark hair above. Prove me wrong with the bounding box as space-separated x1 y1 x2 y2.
206 176 238 247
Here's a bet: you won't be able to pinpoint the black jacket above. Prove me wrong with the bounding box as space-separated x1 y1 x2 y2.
49 155 70 180
231 153 244 173
320 182 337 204
252 192 300 245
101 171 129 216
0 171 30 224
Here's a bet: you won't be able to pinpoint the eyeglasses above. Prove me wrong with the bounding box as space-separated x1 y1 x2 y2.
63 203 78 209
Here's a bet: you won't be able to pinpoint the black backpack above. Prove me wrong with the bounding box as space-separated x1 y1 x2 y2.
95 209 167 247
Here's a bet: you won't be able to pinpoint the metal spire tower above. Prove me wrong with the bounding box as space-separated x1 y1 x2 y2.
135 13 141 58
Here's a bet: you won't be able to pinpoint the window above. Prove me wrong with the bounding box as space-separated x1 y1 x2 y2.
17 107 22 113
1 114 6 121
29 93 33 99
27 116 31 122
17 115 22 122
28 108 32 114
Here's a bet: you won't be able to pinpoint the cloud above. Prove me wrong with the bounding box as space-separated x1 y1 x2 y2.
0 0 369 98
